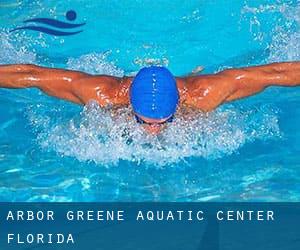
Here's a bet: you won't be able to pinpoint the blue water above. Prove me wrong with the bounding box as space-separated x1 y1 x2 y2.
0 0 299 201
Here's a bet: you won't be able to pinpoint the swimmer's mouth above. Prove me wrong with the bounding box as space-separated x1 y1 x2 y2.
134 115 174 125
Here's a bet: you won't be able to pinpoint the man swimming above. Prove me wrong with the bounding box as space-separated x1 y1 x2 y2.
0 62 300 134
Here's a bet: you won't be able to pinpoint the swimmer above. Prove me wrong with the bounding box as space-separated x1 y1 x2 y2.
0 62 300 134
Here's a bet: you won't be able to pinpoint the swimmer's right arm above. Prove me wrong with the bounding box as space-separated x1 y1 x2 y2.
0 64 88 104
0 64 130 106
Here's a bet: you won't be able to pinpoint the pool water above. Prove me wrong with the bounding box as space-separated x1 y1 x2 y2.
0 0 299 201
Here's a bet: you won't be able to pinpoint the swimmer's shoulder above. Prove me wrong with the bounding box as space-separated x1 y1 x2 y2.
176 75 212 106
72 75 132 106
176 73 237 112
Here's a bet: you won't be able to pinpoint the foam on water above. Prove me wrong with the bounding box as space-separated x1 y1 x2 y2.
26 101 281 166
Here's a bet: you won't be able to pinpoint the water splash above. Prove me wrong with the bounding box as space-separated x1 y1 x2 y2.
242 3 288 15
242 2 300 62
181 8 201 23
67 51 124 76
268 4 300 62
0 31 36 64
133 57 169 67
26 101 281 167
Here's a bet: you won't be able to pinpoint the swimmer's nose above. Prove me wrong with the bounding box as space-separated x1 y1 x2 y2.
143 124 163 135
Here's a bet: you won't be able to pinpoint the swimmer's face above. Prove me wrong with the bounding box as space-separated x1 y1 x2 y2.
135 114 171 135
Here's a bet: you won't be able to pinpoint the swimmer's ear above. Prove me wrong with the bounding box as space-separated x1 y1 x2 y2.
190 65 204 76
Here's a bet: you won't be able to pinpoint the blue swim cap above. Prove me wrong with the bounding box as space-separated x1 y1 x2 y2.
130 66 179 120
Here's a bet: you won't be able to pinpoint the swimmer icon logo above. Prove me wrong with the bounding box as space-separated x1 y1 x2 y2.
10 10 85 36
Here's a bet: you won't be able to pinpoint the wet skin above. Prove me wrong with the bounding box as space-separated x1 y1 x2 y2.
0 62 300 133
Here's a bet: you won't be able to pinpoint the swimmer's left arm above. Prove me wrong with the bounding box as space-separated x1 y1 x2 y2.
182 62 300 111
224 62 300 102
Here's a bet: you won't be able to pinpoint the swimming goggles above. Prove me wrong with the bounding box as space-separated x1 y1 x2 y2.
135 115 174 125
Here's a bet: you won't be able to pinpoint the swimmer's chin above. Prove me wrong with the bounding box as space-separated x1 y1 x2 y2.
142 124 164 135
